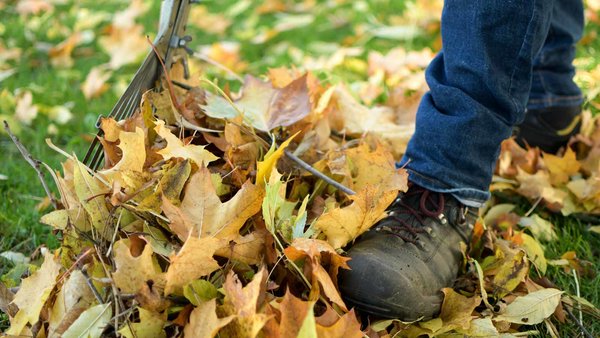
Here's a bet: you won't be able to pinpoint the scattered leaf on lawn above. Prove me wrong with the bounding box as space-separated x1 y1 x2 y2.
495 288 563 325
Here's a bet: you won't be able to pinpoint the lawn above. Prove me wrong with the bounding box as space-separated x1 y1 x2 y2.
1 0 600 336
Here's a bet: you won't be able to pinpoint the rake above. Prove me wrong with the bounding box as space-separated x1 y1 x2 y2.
82 0 196 170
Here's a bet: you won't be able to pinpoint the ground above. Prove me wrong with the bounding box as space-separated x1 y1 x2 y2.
1 0 599 336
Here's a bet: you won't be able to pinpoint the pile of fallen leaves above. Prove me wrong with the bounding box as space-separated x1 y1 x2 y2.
1 60 600 338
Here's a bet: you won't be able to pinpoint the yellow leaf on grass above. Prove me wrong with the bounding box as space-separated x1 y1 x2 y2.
172 167 263 239
81 66 112 100
256 132 298 185
183 299 234 338
314 185 398 249
7 252 61 335
543 148 581 185
164 237 225 295
112 240 164 294
118 307 167 338
155 120 218 167
495 288 563 324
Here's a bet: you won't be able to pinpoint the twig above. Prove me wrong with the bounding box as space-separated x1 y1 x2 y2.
80 268 104 304
3 121 59 209
572 269 585 336
284 150 356 195
564 305 593 338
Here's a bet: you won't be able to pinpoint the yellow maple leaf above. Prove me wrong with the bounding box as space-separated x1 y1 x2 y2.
183 299 234 338
167 167 263 240
164 237 226 295
154 120 218 167
314 163 406 249
101 128 146 175
112 239 164 294
7 252 61 335
543 148 581 185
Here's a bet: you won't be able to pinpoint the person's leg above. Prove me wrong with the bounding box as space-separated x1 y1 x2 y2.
517 0 585 153
340 0 556 321
398 0 555 206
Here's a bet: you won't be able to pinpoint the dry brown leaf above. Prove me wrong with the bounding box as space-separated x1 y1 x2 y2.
220 268 271 338
164 237 225 295
276 289 315 338
48 270 95 337
316 309 363 338
284 239 350 311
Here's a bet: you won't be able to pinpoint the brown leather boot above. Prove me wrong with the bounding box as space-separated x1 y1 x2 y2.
339 184 477 321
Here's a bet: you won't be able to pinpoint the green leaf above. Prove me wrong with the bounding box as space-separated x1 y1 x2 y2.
184 279 218 306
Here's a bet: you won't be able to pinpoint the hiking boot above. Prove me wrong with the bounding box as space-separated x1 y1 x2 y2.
338 184 477 321
515 105 582 154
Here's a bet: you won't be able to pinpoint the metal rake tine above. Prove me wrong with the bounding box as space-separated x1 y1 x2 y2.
83 0 194 169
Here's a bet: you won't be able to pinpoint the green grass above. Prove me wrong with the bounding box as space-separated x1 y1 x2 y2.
1 0 600 335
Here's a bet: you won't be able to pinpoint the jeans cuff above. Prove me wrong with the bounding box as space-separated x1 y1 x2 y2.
402 168 489 208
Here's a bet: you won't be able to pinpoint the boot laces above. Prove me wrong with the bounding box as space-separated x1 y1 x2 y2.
378 186 446 244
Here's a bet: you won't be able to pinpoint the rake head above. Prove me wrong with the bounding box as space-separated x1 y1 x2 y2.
83 0 196 170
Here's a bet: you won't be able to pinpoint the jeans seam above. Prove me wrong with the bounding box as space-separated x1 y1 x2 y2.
508 1 538 117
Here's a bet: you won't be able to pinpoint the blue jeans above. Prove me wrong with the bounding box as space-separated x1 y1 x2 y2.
398 0 584 207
